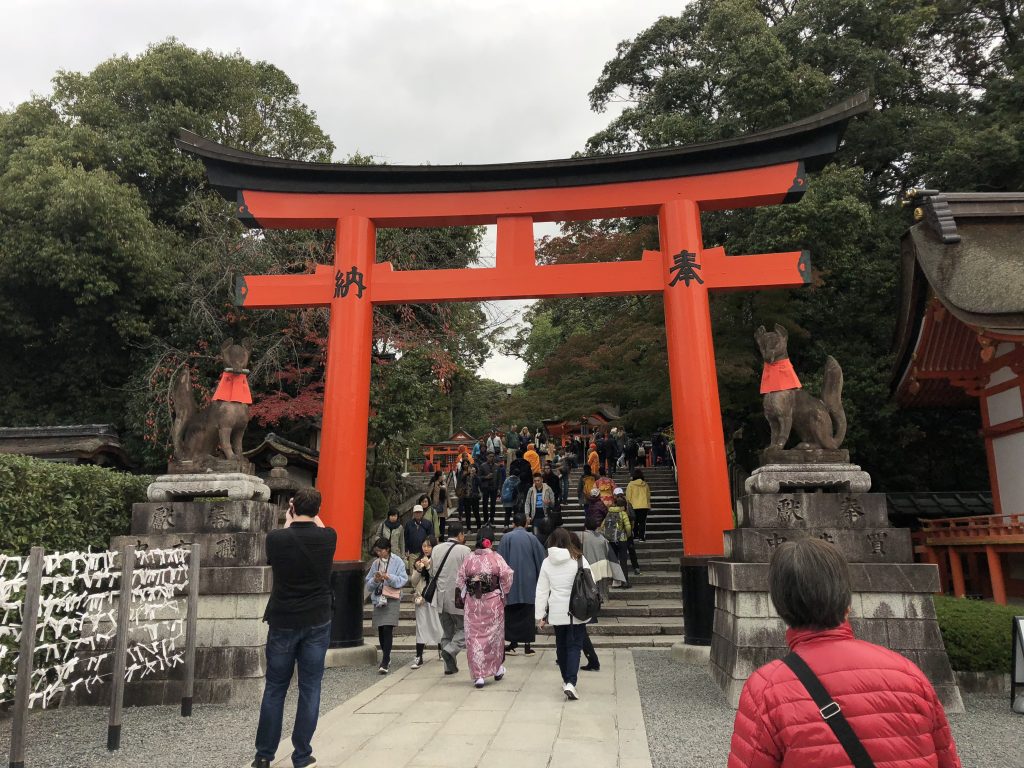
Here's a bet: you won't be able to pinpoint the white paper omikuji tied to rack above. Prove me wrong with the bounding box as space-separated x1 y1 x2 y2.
2 545 199 764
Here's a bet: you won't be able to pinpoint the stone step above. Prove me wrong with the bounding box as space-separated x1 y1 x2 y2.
364 617 683 637
380 589 675 606
385 633 677 651
363 600 683 619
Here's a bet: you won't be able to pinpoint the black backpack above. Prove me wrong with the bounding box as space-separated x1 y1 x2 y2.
569 558 602 622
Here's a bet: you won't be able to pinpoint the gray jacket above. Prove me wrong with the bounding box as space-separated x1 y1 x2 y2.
428 539 471 616
523 484 556 519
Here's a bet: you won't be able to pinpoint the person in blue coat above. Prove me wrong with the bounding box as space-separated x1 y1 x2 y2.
495 511 547 654
365 538 409 674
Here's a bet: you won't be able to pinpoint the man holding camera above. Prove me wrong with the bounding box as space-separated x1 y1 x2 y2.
253 488 336 768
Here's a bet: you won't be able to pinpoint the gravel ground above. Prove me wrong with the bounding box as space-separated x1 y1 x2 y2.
632 649 1024 768
0 653 407 768
6 649 1021 767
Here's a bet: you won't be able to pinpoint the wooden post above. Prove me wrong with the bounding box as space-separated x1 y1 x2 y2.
948 547 966 598
8 547 43 768
966 551 983 596
107 544 135 751
181 543 200 716
985 546 1007 605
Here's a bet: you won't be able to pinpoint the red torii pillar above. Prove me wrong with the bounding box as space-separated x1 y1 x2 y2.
178 92 866 647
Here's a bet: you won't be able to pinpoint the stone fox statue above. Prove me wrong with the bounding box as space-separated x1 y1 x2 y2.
754 324 847 450
170 339 252 463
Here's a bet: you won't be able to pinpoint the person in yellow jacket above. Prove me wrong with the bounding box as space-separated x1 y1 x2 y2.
523 443 542 475
587 443 600 476
625 468 652 542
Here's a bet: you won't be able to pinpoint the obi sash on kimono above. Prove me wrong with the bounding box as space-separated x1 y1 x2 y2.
212 371 252 404
760 359 802 394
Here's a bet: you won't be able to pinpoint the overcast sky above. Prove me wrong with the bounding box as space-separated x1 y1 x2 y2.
1 0 684 383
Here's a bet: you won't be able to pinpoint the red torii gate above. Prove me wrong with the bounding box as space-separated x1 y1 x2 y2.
178 92 869 646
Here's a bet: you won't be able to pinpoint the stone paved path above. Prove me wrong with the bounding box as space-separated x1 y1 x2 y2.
263 650 651 768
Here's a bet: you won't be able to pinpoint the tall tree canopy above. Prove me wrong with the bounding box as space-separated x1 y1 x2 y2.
0 40 491 472
512 0 1022 490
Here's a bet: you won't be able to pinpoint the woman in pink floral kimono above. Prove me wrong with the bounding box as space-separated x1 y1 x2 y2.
456 525 515 688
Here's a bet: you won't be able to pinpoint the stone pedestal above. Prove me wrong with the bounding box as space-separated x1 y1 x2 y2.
744 462 872 494
147 472 270 502
68 497 279 707
710 467 964 713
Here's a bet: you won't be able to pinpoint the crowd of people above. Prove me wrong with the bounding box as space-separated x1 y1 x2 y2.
252 477 963 768
359 425 658 697
365 516 601 700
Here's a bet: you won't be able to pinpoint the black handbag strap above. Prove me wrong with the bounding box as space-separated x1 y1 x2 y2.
432 541 457 582
782 653 876 768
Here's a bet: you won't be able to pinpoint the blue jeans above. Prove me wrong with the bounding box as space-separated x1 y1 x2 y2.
554 623 587 686
560 475 570 504
255 620 331 767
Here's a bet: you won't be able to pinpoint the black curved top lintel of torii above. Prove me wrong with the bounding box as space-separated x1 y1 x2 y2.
175 90 870 199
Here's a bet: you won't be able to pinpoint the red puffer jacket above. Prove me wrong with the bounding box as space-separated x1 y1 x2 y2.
728 623 960 768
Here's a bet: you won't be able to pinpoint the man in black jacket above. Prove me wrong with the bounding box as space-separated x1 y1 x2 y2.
253 488 336 768
478 451 498 526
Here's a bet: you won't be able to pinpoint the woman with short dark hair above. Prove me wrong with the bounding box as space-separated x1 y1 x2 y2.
364 537 408 675
727 538 961 768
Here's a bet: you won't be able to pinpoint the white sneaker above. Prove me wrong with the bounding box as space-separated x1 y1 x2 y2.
563 682 579 700
410 656 423 670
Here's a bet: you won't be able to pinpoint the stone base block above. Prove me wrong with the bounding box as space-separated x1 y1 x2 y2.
111 532 267 568
736 492 888 529
758 448 850 465
147 473 270 502
709 560 941 594
671 642 711 665
724 527 912 563
131 500 277 535
745 463 871 494
325 644 378 668
200 565 273 595
710 577 964 713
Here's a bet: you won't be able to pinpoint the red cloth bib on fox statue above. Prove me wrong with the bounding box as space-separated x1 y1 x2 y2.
760 358 802 394
212 369 252 404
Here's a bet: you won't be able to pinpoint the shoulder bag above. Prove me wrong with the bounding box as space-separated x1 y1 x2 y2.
378 556 402 600
781 652 876 768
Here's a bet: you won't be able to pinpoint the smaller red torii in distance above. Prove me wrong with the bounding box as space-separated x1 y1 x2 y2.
178 91 869 645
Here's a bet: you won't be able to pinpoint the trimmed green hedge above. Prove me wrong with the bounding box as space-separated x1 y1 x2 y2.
934 595 1021 673
0 454 150 555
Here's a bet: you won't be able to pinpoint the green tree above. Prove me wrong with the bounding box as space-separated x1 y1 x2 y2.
519 0 1021 490
0 41 494 475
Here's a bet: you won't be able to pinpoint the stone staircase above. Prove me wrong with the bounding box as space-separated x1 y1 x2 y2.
367 465 685 650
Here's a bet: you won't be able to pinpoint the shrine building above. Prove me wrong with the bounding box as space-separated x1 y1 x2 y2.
893 191 1024 603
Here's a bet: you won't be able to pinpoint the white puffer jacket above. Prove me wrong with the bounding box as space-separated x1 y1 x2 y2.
535 547 592 625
